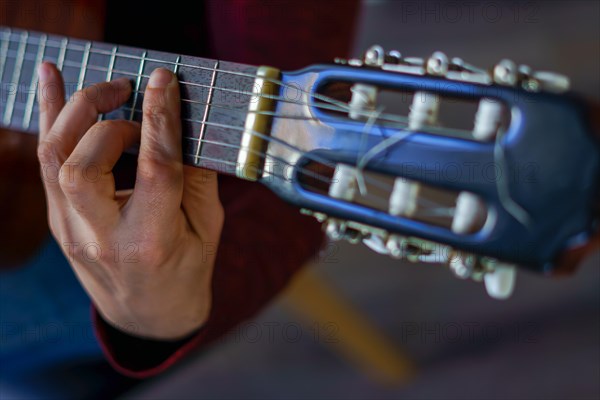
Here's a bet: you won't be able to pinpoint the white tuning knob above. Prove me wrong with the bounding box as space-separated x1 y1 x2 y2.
365 45 385 66
409 91 439 130
426 51 449 76
349 83 378 120
389 178 420 217
473 98 504 141
452 191 487 234
483 263 517 300
329 164 358 201
494 59 518 86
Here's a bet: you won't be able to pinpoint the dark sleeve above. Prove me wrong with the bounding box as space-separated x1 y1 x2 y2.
92 177 324 378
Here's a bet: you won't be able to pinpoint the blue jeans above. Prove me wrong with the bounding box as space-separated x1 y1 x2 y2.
0 237 137 399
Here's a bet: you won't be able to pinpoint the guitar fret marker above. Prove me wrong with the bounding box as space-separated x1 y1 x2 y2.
194 60 219 164
129 50 147 121
22 33 47 130
77 41 91 91
3 31 28 127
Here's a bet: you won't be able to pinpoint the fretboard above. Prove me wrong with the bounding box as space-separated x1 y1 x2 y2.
0 26 260 174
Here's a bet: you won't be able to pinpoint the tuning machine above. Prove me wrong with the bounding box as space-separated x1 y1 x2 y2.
493 59 570 93
337 46 570 94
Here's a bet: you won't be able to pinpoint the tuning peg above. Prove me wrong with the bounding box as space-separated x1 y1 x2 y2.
483 261 517 300
389 178 420 217
481 258 517 299
494 59 518 86
325 218 363 244
426 51 449 76
409 91 440 130
473 98 504 141
452 191 487 234
386 234 407 259
364 45 385 67
449 251 475 279
329 164 358 201
349 83 378 120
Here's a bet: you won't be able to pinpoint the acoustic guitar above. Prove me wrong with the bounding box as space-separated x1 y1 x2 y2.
1 24 598 299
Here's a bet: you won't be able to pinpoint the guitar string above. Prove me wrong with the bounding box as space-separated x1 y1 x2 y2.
1 37 475 138
0 32 476 220
3 49 473 199
0 50 464 215
1 44 415 197
1 31 535 231
120 104 454 212
0 33 357 114
1 48 444 199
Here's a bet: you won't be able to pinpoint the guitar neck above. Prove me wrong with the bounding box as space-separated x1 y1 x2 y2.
0 26 262 175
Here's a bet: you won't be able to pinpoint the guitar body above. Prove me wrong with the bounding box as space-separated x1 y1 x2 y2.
0 0 105 267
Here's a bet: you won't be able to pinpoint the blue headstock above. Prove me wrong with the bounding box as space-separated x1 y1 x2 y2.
260 47 600 298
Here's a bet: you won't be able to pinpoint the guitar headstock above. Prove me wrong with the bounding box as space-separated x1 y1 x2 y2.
255 46 600 299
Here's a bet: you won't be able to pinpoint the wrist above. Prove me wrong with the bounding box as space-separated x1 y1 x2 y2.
95 274 212 341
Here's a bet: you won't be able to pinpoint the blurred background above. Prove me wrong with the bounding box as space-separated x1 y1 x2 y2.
1 1 599 399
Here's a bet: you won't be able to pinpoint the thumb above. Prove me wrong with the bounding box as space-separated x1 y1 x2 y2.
182 166 224 241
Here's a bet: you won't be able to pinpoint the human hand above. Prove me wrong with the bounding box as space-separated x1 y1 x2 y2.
36 63 224 340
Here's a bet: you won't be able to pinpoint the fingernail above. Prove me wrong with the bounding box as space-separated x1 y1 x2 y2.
37 62 51 82
148 68 173 88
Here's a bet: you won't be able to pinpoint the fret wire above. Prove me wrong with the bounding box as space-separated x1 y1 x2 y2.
0 28 11 84
77 41 91 91
129 50 147 121
195 60 219 164
22 33 47 130
173 55 181 75
57 38 68 70
106 46 117 81
185 154 237 167
3 31 28 126
99 45 118 122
